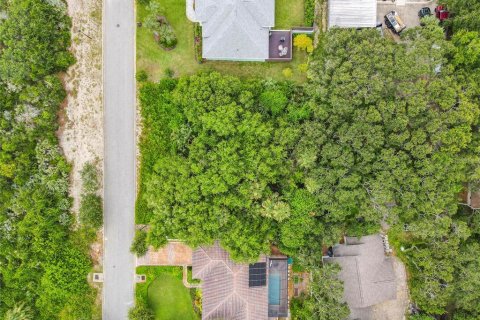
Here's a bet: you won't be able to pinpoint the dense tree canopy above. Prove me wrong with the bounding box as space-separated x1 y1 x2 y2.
0 0 74 85
137 15 480 320
443 0 480 33
0 0 96 318
290 263 349 320
138 73 309 260
304 23 480 317
305 23 478 235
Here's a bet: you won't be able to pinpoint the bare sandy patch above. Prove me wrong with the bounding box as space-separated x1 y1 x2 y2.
59 0 104 314
60 0 103 214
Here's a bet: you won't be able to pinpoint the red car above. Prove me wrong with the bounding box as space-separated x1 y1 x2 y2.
435 5 450 22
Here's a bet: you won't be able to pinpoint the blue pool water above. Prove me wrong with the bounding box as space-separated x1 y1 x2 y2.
268 273 281 305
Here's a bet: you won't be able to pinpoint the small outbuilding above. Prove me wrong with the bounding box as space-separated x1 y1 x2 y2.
328 0 377 29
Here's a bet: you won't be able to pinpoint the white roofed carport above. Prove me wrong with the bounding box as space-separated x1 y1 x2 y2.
328 0 377 28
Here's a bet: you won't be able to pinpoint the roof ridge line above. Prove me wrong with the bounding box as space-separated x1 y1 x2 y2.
193 246 210 278
204 291 236 320
355 257 365 305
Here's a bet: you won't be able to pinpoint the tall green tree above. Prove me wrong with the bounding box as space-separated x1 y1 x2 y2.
3 302 33 320
304 22 480 316
304 22 478 234
0 0 74 85
138 73 307 260
443 0 480 32
0 0 95 318
452 242 480 318
291 263 350 320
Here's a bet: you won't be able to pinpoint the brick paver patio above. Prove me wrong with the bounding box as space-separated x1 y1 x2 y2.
136 241 193 266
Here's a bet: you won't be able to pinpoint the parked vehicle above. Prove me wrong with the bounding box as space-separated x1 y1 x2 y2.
435 5 450 22
418 7 432 18
384 11 406 34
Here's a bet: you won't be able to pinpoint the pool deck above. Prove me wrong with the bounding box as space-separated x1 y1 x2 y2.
268 258 289 318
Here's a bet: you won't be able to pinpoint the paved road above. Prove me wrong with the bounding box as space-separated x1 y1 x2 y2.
103 0 136 318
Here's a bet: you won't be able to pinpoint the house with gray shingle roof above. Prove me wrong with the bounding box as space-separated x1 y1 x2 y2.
324 234 397 320
191 0 275 61
192 242 289 319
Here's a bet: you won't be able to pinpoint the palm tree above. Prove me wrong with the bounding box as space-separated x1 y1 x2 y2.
4 302 33 320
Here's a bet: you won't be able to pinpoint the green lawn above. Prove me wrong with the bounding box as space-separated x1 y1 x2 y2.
136 0 309 83
136 267 199 320
276 0 305 29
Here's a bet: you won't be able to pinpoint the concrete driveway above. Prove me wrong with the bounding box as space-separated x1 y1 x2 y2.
377 0 437 30
102 0 136 318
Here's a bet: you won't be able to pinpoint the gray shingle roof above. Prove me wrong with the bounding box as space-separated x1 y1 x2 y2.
195 0 275 61
325 234 396 317
192 242 269 320
328 0 377 28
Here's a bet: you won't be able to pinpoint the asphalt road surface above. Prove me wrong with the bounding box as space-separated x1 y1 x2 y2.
102 0 136 318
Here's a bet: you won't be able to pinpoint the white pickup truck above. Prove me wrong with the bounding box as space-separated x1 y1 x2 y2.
384 11 406 34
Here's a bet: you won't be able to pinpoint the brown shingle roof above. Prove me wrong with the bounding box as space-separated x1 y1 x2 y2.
192 242 269 320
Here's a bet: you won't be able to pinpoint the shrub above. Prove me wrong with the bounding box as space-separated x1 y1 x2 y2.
80 162 103 229
293 34 313 53
298 63 308 73
80 194 103 229
128 303 154 320
409 316 436 320
131 230 149 257
190 288 202 316
305 0 316 27
157 23 177 48
4 302 33 320
164 68 174 78
143 3 177 49
81 162 100 194
287 103 311 122
147 224 168 249
194 23 203 63
136 70 149 82
259 90 288 115
282 68 293 78
345 220 380 237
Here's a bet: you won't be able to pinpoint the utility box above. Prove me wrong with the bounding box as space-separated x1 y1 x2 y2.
92 273 104 283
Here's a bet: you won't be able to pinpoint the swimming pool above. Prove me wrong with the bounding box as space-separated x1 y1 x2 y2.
268 258 289 317
268 273 281 305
